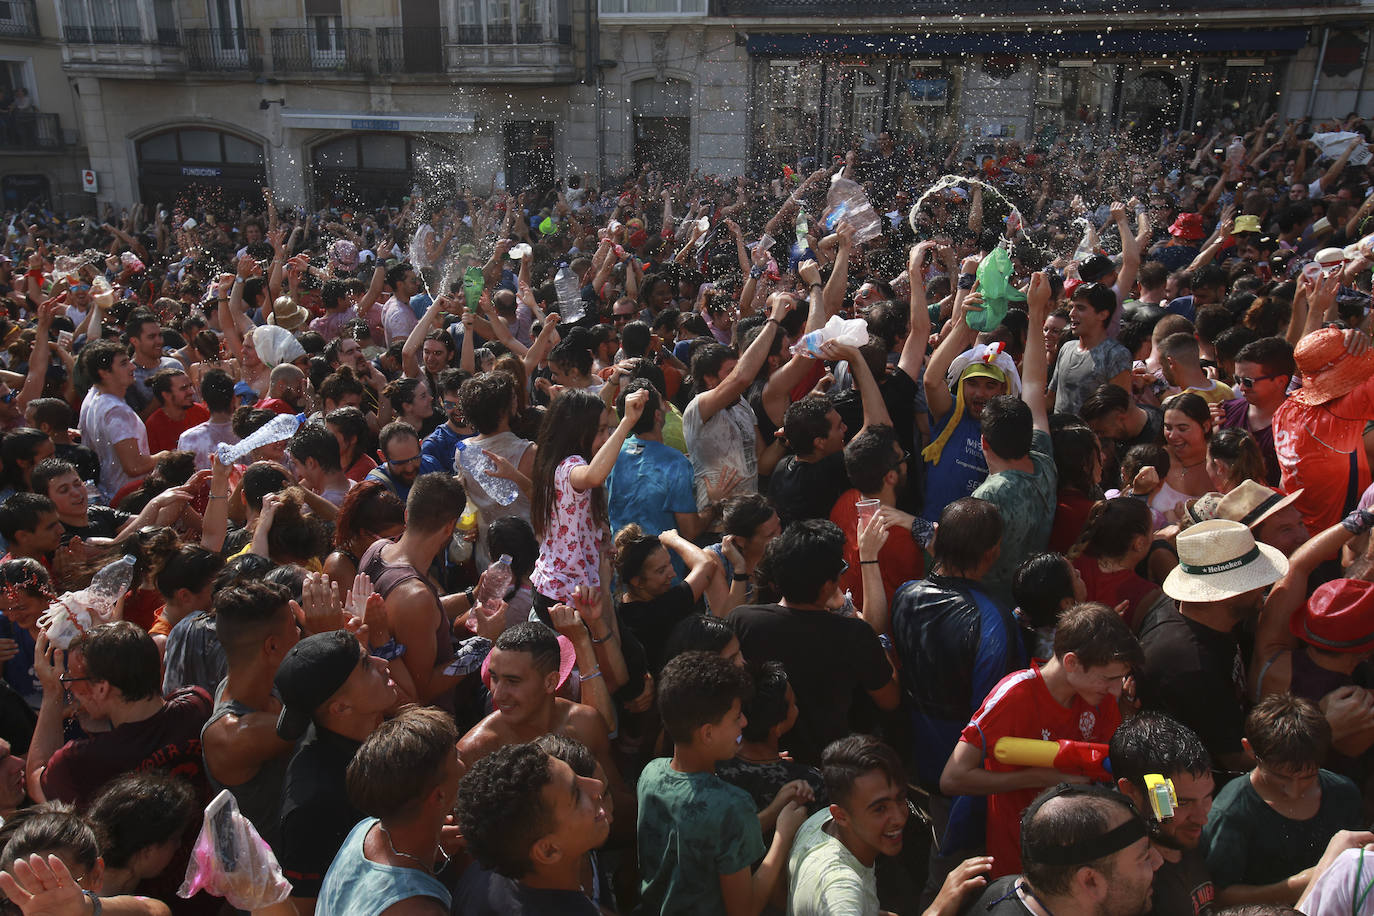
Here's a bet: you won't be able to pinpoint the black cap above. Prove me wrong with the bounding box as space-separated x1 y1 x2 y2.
1078 253 1115 283
274 630 363 741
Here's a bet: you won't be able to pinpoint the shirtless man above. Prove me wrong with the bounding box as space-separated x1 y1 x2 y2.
457 621 634 831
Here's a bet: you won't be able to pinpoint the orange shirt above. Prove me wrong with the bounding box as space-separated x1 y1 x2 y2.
1273 381 1374 534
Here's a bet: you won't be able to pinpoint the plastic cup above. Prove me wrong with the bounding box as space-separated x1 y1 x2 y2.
855 498 882 530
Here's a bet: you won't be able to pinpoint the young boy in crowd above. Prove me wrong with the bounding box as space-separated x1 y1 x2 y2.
636 650 808 915
1202 693 1363 906
940 602 1143 878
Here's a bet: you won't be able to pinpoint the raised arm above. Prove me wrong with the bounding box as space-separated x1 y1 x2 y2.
697 293 790 424
569 388 648 492
402 298 446 380
823 222 855 318
1022 272 1052 433
898 241 937 382
821 338 891 433
923 261 982 422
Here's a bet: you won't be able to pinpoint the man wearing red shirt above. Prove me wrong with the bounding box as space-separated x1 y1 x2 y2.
830 424 924 606
939 603 1143 877
144 368 209 454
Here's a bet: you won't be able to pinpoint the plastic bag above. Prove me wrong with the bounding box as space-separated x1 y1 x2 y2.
791 314 870 357
968 246 1025 332
179 790 291 910
822 175 883 245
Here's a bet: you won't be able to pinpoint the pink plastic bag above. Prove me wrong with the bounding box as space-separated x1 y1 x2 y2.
179 790 291 910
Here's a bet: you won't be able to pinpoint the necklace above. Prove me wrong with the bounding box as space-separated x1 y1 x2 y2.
377 822 448 875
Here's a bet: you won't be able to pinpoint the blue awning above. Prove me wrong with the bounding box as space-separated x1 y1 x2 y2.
744 28 1311 57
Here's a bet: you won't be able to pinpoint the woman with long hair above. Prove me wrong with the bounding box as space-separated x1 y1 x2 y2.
1162 391 1214 501
1048 421 1103 553
1068 498 1169 630
324 479 405 592
528 388 647 617
704 493 782 614
326 405 376 482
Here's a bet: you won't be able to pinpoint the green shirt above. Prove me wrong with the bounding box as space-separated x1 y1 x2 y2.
971 427 1057 608
788 809 880 916
1201 769 1362 889
636 757 767 915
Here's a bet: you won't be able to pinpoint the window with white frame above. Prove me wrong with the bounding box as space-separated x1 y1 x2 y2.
61 0 144 43
598 0 705 15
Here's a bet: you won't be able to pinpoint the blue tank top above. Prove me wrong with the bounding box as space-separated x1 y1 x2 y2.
317 818 452 916
921 410 988 523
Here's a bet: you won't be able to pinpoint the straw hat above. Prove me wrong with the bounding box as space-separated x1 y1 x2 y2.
1290 578 1374 654
1162 519 1288 602
266 295 310 332
1212 480 1304 530
1291 326 1374 406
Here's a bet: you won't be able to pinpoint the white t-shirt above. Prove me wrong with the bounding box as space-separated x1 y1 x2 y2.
79 389 149 501
177 418 239 471
1301 847 1374 916
381 296 418 343
682 395 758 510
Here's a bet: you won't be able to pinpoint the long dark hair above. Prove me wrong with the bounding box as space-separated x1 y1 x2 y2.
530 389 607 540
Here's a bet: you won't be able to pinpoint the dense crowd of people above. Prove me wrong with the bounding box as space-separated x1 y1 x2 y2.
0 110 1369 915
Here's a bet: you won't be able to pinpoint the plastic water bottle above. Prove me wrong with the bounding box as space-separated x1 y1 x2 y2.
795 209 809 241
457 440 519 507
1226 136 1245 167
86 554 136 620
789 315 870 358
461 266 484 312
475 554 513 613
554 264 584 322
824 175 882 244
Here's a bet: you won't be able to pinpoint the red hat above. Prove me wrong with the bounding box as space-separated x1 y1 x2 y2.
1169 213 1207 241
1291 578 1374 654
1291 326 1374 406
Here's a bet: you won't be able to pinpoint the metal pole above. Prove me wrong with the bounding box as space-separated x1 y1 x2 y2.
1307 26 1330 118
1354 26 1373 116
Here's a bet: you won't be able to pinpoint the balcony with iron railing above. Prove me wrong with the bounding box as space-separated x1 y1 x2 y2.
713 0 1356 11
270 27 371 75
0 0 40 39
0 113 66 151
183 27 263 72
376 26 449 75
449 9 576 82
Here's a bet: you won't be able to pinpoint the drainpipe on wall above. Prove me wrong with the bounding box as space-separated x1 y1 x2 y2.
1354 26 1373 116
1306 26 1330 118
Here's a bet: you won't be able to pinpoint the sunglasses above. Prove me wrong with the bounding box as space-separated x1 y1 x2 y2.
388 455 421 468
59 674 92 685
1235 373 1283 388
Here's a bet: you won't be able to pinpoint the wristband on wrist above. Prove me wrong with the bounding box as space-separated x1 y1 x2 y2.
957 274 977 290
591 629 615 644
580 667 603 681
860 560 880 565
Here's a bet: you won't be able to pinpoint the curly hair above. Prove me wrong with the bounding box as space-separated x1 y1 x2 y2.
455 743 555 879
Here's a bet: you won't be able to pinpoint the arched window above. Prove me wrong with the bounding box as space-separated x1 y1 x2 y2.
134 127 266 207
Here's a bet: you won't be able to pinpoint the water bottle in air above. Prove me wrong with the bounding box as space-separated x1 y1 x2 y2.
795 209 809 241
554 264 584 322
824 175 882 244
457 440 519 507
86 554 136 620
1226 136 1245 167
475 555 514 613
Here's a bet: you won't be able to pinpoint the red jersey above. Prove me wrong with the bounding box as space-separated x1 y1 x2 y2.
829 487 923 607
145 403 210 453
958 663 1122 877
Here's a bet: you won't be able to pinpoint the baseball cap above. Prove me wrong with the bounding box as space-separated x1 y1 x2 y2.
274 630 364 741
